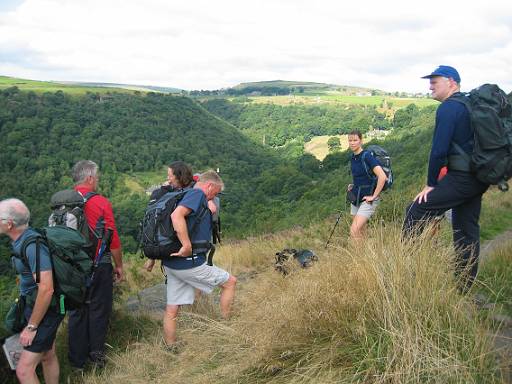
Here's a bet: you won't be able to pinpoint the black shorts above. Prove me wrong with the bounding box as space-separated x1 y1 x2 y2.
23 306 64 353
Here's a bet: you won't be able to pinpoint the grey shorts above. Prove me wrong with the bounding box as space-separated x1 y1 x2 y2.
164 263 230 305
350 199 380 219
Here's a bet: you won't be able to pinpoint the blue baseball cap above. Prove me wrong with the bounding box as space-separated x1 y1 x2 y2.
421 65 460 83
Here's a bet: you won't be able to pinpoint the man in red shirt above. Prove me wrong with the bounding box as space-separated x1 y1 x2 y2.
68 160 124 370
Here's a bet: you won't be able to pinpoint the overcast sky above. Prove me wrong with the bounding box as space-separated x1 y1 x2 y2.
1 0 511 93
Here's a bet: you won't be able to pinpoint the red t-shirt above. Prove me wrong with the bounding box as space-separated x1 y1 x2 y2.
75 185 121 250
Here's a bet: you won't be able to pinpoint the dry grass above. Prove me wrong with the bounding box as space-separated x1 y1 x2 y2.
81 222 502 384
304 135 350 161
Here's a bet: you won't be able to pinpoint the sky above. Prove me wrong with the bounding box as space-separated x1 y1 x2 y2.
1 0 511 93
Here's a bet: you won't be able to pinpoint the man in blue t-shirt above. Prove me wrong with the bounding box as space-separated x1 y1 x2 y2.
145 171 237 349
0 198 64 384
402 66 489 291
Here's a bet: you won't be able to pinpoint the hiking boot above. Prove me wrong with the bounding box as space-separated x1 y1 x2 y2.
89 351 106 368
67 368 85 384
164 340 186 354
473 293 495 310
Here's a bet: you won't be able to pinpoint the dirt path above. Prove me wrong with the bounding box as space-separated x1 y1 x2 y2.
480 232 512 383
480 229 512 260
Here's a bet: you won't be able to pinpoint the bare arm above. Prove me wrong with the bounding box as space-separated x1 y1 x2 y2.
19 270 54 346
111 247 123 282
207 200 217 215
364 165 387 202
170 205 193 257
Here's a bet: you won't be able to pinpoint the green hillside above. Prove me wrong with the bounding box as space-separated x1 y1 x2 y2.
234 80 334 89
200 98 392 148
0 86 283 250
232 79 376 95
0 75 137 95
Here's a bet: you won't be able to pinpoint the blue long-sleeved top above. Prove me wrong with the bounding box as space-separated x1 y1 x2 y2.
427 94 473 186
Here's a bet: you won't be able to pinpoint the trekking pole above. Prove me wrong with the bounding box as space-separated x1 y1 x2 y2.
207 244 216 266
95 228 113 265
325 209 344 248
89 228 113 288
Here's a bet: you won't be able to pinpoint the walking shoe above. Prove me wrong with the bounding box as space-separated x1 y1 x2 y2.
89 351 106 368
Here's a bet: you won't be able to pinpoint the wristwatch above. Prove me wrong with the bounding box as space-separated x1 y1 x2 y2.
26 324 38 332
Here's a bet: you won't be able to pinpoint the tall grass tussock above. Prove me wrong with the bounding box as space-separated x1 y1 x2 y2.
80 221 501 384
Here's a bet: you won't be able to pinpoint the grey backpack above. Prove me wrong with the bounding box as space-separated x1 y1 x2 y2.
48 189 99 257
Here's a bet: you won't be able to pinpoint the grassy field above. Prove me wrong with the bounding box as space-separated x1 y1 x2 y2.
1 76 437 110
304 135 350 160
232 80 372 94
0 76 136 95
303 132 390 161
235 94 437 109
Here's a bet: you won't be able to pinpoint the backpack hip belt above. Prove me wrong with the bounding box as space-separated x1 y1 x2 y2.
447 151 472 173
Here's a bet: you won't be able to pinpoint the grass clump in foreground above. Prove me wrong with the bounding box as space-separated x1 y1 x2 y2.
82 224 502 384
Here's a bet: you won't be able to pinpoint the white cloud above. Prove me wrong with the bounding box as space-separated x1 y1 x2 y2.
0 0 511 93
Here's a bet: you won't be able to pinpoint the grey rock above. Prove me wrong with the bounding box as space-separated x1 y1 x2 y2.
125 283 166 314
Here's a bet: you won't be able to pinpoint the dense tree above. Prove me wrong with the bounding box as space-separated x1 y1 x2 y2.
0 88 280 252
327 137 341 152
201 99 388 147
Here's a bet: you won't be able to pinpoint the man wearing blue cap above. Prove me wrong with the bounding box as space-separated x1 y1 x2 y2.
402 65 488 291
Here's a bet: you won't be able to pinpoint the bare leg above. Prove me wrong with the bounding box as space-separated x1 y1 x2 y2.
350 214 369 241
219 275 237 319
163 304 180 345
16 349 43 384
41 343 60 384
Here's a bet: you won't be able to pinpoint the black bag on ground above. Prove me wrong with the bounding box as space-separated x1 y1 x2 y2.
275 248 318 275
449 84 512 191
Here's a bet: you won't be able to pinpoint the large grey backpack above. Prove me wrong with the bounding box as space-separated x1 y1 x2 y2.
48 189 98 257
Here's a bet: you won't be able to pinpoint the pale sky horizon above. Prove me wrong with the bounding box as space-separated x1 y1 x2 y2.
1 0 511 94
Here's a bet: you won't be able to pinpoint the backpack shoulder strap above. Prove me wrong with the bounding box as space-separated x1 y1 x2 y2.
19 232 46 284
83 191 98 203
447 93 474 163
361 150 374 179
189 201 209 238
447 92 472 112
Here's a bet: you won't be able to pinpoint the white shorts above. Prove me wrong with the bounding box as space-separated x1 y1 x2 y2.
164 263 230 306
350 199 380 219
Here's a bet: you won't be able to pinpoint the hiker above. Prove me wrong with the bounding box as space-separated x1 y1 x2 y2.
193 172 220 227
402 65 489 291
149 162 221 221
67 160 124 369
347 130 387 240
144 161 194 272
150 161 195 201
0 198 64 384
144 170 237 348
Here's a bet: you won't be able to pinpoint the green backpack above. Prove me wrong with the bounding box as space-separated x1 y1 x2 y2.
17 226 93 313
